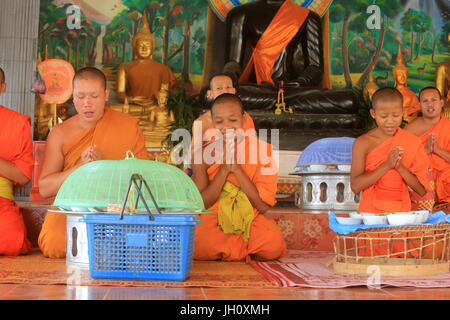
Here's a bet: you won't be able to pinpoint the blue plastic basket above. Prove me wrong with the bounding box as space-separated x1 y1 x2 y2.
81 213 200 281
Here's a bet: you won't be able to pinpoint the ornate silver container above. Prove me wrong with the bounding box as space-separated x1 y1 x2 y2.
291 137 360 210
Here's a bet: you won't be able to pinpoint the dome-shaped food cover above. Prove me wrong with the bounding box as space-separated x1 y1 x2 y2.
293 137 355 173
54 155 204 211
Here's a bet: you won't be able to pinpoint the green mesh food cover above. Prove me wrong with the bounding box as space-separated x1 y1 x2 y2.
53 156 204 211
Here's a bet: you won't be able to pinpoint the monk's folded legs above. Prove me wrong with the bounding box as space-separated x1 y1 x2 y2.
0 198 31 256
194 213 286 261
38 211 66 258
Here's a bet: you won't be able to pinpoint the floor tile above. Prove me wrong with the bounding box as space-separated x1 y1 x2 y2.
104 287 206 300
0 285 17 299
1 285 69 300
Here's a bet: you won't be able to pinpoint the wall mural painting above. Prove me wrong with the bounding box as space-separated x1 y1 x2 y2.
39 0 208 96
36 0 449 142
38 0 449 93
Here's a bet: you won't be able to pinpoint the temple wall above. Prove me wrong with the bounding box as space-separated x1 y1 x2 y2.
0 0 40 200
0 0 39 120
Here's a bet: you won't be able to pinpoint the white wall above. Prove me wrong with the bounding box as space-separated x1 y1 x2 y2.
0 0 40 200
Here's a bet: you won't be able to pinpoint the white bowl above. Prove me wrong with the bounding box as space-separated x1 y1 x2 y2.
309 164 326 171
338 164 351 171
387 213 417 226
362 215 387 225
336 216 363 225
349 211 361 219
413 210 429 224
360 212 377 217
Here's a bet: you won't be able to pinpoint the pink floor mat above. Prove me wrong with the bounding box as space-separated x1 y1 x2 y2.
248 250 450 288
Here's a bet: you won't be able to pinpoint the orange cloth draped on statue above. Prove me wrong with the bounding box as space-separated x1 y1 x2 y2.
38 108 149 258
357 128 430 258
126 59 176 99
194 134 286 261
238 0 310 85
0 106 34 256
418 117 450 203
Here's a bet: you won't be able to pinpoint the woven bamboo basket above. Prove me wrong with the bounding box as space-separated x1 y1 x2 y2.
333 223 450 276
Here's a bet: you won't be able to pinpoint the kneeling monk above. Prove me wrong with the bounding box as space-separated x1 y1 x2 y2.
38 67 149 258
0 67 34 256
192 93 286 261
406 87 450 206
351 87 430 257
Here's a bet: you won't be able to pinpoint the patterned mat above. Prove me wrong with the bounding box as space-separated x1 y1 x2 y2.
0 249 273 288
248 250 450 288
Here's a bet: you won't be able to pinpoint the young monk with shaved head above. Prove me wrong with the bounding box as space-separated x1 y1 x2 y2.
351 87 430 257
192 93 286 261
38 67 149 258
406 87 450 206
0 66 34 256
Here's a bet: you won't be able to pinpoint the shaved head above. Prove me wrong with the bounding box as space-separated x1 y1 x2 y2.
371 87 403 109
73 67 107 89
211 93 244 116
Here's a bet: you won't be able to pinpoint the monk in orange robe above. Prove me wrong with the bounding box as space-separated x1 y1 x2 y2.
406 87 450 204
38 67 149 258
192 94 286 261
0 67 34 256
351 88 430 257
191 73 255 159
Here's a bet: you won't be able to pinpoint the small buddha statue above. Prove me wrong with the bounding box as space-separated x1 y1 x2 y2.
116 12 175 105
392 44 419 123
144 84 175 148
363 71 379 102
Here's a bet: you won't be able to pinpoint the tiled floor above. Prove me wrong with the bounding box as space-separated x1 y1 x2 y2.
0 284 449 300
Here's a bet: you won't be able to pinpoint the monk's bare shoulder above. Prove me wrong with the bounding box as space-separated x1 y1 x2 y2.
404 117 424 136
47 115 83 146
353 131 376 156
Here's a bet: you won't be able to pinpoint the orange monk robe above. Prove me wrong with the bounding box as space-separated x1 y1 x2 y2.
358 128 430 258
418 117 450 203
38 108 149 258
239 0 310 85
0 106 34 256
194 135 286 261
126 59 176 99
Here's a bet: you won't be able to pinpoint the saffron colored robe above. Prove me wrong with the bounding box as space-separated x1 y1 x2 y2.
357 128 430 258
38 108 149 258
194 135 286 261
418 117 450 203
0 106 34 256
238 0 310 85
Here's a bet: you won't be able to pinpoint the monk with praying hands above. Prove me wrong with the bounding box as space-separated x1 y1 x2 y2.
406 87 450 206
191 94 286 261
350 87 431 257
0 67 34 256
38 67 149 259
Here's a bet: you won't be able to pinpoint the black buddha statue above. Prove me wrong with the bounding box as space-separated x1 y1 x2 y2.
224 0 359 115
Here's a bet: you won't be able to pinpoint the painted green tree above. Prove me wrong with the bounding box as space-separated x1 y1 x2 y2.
330 0 401 88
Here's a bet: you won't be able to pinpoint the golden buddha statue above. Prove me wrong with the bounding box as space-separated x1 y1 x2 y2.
436 59 449 106
363 71 379 102
108 12 176 148
393 44 419 123
143 84 175 148
116 12 175 105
